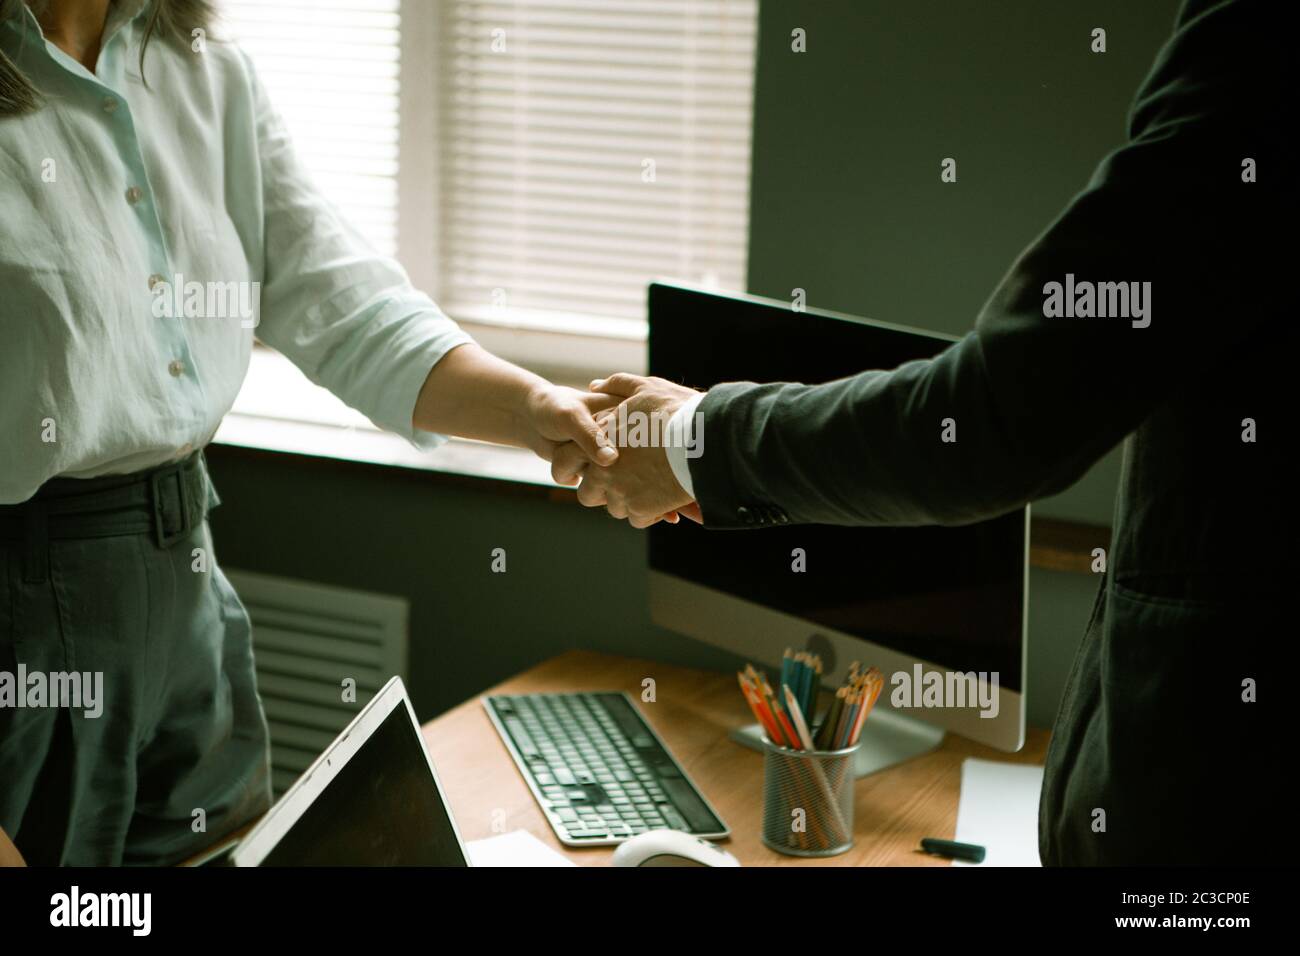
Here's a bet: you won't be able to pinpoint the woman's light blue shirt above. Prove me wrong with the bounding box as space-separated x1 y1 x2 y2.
0 1 471 502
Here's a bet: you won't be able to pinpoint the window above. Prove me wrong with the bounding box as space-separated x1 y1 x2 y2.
436 0 758 334
222 0 403 258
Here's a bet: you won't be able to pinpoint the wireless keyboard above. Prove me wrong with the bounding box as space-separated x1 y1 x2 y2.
484 692 729 846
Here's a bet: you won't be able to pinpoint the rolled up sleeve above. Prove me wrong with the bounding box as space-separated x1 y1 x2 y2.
240 51 472 449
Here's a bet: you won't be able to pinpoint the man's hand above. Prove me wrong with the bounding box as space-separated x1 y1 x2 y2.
552 373 704 527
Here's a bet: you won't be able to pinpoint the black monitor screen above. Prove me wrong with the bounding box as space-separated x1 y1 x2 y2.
261 703 468 866
648 285 1024 689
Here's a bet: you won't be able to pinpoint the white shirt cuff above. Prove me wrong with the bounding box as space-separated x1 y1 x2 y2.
664 391 705 499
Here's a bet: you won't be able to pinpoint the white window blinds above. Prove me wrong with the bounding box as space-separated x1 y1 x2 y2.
221 0 403 259
437 0 759 325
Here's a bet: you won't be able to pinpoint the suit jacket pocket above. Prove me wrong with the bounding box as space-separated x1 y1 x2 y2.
1093 582 1265 862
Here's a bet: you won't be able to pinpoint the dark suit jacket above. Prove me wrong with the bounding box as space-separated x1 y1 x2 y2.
688 0 1288 864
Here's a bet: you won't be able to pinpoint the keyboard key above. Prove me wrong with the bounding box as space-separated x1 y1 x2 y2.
661 808 688 830
660 778 722 833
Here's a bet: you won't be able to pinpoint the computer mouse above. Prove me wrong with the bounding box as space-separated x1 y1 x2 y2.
611 829 741 867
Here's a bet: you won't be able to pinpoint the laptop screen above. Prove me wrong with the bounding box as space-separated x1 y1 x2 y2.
258 701 469 867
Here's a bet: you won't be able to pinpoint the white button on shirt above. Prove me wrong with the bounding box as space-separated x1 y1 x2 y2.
0 2 472 503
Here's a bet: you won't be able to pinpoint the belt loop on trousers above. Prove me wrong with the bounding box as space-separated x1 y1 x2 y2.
150 452 204 549
23 502 49 584
151 461 187 549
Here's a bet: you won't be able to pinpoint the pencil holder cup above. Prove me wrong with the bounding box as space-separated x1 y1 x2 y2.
760 738 859 857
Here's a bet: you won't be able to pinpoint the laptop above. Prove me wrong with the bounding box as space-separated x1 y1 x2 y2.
225 676 471 866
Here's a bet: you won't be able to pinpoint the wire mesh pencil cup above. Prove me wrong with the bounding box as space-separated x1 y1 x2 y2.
761 737 859 857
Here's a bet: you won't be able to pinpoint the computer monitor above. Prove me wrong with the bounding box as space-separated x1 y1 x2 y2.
231 677 471 866
647 283 1027 774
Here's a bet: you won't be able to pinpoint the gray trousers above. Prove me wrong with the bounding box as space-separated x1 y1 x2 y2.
0 460 271 865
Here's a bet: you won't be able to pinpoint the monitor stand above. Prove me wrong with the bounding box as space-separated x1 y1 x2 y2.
729 708 945 778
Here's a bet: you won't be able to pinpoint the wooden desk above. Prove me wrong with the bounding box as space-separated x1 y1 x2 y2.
422 650 1049 866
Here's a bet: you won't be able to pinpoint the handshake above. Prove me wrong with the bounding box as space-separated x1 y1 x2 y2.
534 373 705 529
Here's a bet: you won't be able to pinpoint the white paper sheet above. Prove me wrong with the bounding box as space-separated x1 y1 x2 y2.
466 830 577 867
952 758 1044 866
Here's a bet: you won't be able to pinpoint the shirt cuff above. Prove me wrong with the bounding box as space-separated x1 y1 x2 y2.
664 391 705 499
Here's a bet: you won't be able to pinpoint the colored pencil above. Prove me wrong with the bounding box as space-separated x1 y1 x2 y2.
738 674 781 743
814 688 846 750
783 684 816 750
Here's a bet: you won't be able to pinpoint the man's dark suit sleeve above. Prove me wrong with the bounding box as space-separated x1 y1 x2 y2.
689 0 1274 529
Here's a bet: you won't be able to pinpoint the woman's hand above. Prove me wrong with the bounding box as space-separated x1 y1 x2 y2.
413 343 619 467
522 382 620 465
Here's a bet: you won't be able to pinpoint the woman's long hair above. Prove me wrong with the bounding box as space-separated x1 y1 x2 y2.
0 0 216 114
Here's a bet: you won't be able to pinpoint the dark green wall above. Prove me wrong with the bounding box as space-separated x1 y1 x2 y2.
745 0 1181 523
205 450 742 717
